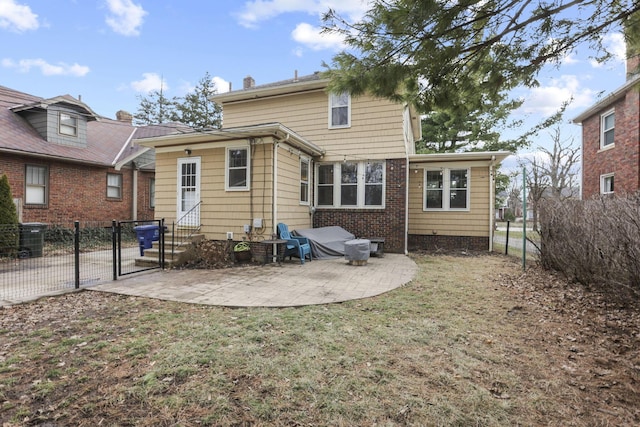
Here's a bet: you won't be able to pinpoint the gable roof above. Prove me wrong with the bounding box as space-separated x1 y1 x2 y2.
0 85 188 167
572 74 640 123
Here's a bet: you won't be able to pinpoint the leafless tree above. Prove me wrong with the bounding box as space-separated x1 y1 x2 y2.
521 127 581 231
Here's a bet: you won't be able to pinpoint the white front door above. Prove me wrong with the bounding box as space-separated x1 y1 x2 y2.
177 157 201 226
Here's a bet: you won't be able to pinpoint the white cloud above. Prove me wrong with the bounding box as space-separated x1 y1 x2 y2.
236 0 368 29
2 58 89 76
589 32 626 68
603 32 626 62
130 73 167 93
212 76 230 93
291 22 345 51
105 0 147 36
0 0 39 32
176 76 230 95
517 75 595 116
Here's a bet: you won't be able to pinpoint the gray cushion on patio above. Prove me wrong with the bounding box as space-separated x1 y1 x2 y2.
292 226 355 259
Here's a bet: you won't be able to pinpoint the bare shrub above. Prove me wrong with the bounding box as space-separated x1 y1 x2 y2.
539 194 640 297
184 239 235 269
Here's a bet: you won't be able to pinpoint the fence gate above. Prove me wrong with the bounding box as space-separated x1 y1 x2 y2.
115 219 165 277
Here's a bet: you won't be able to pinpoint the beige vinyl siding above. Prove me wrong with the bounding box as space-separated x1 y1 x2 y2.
222 91 408 161
275 144 313 231
408 166 491 237
153 151 179 224
154 144 275 241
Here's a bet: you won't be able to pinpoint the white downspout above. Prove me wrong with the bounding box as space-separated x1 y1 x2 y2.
273 141 279 236
132 165 138 221
488 155 496 252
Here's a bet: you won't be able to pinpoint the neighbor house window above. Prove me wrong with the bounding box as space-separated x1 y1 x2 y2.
25 165 48 205
424 168 469 210
59 112 78 136
329 92 350 128
316 161 385 208
226 147 249 190
149 178 155 208
107 173 122 199
601 110 615 148
601 173 614 194
300 157 309 204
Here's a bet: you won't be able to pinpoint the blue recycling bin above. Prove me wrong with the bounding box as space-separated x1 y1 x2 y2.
134 224 159 256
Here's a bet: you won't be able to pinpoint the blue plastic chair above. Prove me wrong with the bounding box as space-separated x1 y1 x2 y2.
277 223 312 264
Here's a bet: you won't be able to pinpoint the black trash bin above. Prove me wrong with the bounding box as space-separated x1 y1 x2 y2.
19 222 47 258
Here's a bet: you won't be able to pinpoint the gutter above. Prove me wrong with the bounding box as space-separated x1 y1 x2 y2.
0 147 111 167
113 127 138 168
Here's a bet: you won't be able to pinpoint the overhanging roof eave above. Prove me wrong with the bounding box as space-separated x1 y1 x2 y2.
409 151 511 164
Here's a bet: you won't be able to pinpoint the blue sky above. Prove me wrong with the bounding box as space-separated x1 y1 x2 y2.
0 0 631 160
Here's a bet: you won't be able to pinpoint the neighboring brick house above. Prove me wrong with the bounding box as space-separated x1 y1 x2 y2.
138 72 509 253
573 54 640 198
0 85 187 224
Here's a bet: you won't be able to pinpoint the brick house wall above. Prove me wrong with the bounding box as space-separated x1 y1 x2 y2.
137 171 155 221
407 234 488 252
313 158 407 253
581 91 640 198
0 153 149 224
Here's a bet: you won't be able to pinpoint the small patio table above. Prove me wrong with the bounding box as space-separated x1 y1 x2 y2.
260 239 288 266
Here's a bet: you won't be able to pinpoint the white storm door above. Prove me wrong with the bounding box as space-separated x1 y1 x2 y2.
177 157 201 226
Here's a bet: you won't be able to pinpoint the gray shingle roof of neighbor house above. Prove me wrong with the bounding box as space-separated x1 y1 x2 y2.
0 85 190 167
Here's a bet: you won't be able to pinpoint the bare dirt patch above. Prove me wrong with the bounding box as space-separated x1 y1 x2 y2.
0 254 638 426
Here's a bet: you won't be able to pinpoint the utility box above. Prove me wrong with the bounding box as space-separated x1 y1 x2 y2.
19 222 47 258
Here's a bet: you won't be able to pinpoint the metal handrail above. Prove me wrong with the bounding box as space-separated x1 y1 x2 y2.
171 201 202 259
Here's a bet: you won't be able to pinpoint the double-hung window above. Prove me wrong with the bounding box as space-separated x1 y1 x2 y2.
107 173 122 199
601 173 614 194
316 161 385 208
226 147 249 190
601 110 615 148
59 112 78 136
25 165 48 205
424 168 469 210
300 157 309 204
329 92 350 128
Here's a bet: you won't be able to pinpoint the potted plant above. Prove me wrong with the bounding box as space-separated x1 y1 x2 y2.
233 241 252 262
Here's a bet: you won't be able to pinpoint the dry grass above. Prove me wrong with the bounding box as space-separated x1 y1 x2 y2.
1 254 638 426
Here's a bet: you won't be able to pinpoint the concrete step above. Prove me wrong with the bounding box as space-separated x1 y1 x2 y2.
134 233 204 268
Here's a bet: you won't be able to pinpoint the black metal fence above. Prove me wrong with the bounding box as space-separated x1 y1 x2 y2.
0 220 162 304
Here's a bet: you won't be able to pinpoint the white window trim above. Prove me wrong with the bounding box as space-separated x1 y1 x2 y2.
328 92 351 129
107 173 123 199
300 156 310 205
225 146 250 191
59 112 78 137
25 165 48 205
423 168 471 211
600 173 614 194
600 109 615 150
315 161 385 209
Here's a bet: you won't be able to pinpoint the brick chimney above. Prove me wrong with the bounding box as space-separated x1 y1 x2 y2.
116 110 133 124
243 75 255 90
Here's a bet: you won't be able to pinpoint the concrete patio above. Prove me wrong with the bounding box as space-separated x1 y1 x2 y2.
89 253 417 307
